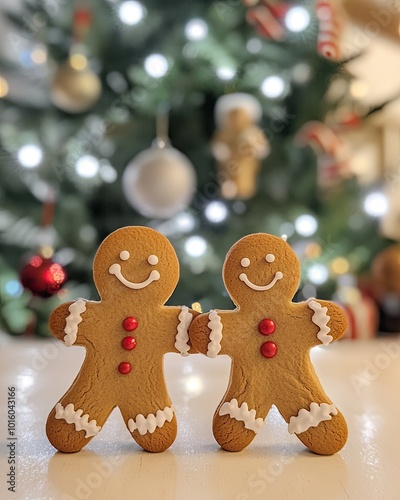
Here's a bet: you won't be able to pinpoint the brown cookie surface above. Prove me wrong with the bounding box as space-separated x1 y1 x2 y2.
46 226 198 453
189 233 348 455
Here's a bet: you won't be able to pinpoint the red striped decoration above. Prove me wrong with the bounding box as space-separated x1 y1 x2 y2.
316 0 341 60
341 295 378 340
244 0 290 41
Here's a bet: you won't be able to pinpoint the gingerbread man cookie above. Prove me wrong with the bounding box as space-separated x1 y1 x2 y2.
189 233 348 455
46 226 198 453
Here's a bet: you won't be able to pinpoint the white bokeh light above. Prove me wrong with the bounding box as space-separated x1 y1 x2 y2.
285 6 311 33
185 19 208 41
247 38 262 54
302 283 317 299
18 145 43 168
118 1 145 25
176 212 196 233
75 155 100 178
261 76 285 98
185 235 207 257
363 192 388 217
295 214 318 237
307 264 329 285
292 62 312 84
279 222 295 238
216 67 236 81
144 54 169 78
204 201 228 224
99 164 118 183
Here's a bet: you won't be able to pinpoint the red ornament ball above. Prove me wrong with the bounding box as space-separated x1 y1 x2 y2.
122 336 137 351
118 362 131 375
20 255 67 298
123 316 138 332
261 341 278 359
258 318 276 336
74 7 92 27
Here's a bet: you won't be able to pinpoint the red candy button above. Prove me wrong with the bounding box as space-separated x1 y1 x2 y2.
123 317 138 332
122 336 137 351
261 341 278 358
258 318 276 336
118 362 131 375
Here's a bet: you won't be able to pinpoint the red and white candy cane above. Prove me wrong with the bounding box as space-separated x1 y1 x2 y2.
295 121 341 158
317 156 347 188
295 121 349 188
316 0 341 60
244 0 288 41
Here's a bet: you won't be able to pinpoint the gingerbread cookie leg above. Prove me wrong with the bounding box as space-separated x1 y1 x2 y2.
120 401 177 453
276 379 348 455
213 367 271 452
46 377 114 453
119 360 177 453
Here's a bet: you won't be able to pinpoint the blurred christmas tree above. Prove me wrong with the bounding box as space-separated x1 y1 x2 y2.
0 0 390 336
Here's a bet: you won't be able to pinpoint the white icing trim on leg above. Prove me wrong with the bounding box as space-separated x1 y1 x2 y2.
219 399 264 434
64 299 87 346
174 306 193 356
207 310 223 358
55 402 101 438
307 300 333 345
128 406 174 435
288 402 338 435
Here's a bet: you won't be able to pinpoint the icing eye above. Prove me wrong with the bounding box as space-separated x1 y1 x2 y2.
266 254 275 263
148 255 159 265
241 258 250 268
120 251 130 261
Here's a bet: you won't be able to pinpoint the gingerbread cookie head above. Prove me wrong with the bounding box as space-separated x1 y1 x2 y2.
223 233 300 306
93 226 179 304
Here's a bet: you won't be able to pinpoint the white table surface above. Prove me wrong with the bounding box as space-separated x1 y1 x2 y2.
0 332 400 500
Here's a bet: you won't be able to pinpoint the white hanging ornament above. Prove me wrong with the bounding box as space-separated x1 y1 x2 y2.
122 112 197 219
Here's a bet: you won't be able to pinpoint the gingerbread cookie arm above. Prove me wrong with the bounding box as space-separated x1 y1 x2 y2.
189 310 232 357
294 300 347 348
169 306 200 356
49 299 92 346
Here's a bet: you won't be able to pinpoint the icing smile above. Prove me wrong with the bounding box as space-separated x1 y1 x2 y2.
239 253 283 291
239 271 283 291
109 264 160 290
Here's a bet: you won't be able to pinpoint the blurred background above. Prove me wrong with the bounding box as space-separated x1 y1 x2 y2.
1 0 400 339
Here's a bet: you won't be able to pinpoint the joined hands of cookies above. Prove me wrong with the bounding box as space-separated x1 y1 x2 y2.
46 227 347 455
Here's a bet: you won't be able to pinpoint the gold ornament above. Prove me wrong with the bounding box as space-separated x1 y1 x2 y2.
212 93 270 200
51 58 101 113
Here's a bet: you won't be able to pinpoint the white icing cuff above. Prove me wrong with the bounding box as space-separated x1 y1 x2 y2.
207 310 223 358
219 398 264 434
63 299 87 346
128 406 174 435
308 300 333 346
288 402 338 435
174 306 193 356
55 403 101 438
